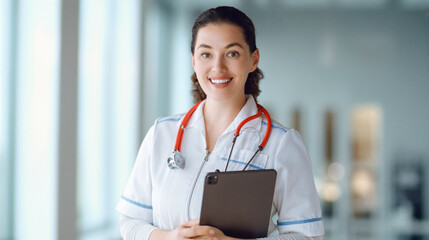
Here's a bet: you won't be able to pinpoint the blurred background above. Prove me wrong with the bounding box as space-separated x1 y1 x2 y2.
1 0 429 239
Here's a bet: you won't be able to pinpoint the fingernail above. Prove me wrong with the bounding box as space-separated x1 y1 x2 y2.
209 229 215 235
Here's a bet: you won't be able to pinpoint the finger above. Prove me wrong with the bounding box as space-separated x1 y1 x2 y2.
189 235 217 240
182 226 215 238
182 219 200 227
191 237 217 240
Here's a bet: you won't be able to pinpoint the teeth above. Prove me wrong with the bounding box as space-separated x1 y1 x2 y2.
210 78 232 84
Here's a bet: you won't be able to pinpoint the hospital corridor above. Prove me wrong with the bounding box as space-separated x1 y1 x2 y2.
1 0 429 239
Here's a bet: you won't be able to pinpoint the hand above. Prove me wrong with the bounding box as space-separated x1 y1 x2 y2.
198 225 229 240
149 219 245 240
170 219 213 239
193 225 256 240
150 219 214 240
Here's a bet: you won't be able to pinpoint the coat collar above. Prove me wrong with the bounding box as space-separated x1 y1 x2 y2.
179 95 262 136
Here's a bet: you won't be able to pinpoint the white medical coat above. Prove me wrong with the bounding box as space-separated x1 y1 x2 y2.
116 96 324 239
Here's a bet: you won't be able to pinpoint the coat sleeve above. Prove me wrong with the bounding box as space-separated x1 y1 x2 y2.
116 124 158 239
119 214 157 240
271 129 324 237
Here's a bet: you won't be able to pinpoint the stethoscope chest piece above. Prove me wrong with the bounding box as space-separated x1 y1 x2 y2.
167 150 185 169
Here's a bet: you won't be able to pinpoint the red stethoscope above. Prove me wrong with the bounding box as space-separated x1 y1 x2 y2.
167 101 272 171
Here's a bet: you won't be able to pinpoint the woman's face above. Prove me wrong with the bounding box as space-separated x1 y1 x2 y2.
192 23 259 103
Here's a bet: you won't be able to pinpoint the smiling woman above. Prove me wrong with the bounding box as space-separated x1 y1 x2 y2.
117 6 324 240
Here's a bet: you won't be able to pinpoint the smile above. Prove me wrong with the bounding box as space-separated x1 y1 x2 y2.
209 78 233 84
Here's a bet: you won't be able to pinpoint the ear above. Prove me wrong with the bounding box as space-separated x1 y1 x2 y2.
250 49 260 72
192 54 196 68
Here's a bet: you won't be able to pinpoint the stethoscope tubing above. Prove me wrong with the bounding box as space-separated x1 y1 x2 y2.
174 101 202 152
224 103 272 171
168 101 272 171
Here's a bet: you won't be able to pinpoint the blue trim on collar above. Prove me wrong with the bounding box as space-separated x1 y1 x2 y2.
121 196 153 210
157 117 181 124
262 121 287 133
278 217 322 226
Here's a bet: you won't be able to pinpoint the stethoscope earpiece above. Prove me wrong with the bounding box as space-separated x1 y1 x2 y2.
167 150 186 169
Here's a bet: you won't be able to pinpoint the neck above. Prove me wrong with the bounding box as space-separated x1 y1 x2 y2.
202 96 247 151
203 96 247 125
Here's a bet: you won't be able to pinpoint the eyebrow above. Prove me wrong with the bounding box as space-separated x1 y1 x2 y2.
197 44 212 49
197 42 244 50
225 42 244 49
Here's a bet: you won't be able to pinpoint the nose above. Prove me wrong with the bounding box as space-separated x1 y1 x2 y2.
212 55 227 73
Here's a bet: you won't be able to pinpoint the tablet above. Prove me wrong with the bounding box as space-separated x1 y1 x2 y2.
199 169 277 239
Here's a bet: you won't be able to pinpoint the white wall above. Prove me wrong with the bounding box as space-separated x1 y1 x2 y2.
251 9 429 159
247 9 429 238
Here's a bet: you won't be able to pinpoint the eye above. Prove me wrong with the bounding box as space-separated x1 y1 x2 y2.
227 51 239 58
201 53 211 58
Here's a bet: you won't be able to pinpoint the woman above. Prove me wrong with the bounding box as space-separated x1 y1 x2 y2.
117 6 324 240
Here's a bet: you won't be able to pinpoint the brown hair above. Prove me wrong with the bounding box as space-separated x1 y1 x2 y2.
190 6 264 103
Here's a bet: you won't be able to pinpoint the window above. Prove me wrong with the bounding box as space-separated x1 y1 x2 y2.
0 0 13 238
14 0 61 239
77 0 141 238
